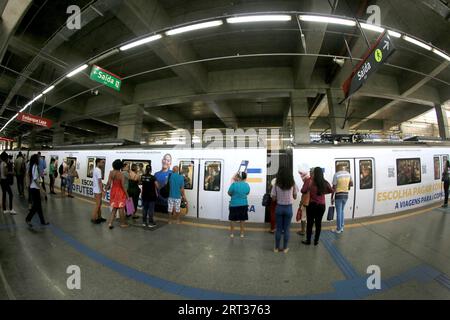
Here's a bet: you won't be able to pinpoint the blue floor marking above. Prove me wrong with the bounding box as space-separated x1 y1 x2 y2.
1 223 450 299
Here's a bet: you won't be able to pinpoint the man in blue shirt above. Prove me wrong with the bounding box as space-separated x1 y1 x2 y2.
168 166 186 224
154 153 172 211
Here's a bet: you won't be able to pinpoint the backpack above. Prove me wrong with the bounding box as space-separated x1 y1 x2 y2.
58 164 63 175
262 193 272 207
159 174 171 198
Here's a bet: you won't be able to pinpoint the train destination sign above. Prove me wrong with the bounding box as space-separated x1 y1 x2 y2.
342 30 396 99
89 65 122 92
17 112 53 128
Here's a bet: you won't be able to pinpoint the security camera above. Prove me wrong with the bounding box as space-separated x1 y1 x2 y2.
333 57 345 67
91 89 99 96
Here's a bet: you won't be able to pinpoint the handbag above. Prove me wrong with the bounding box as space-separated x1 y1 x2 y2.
125 198 135 216
327 206 335 221
180 200 188 216
301 192 310 207
262 193 272 207
296 206 303 222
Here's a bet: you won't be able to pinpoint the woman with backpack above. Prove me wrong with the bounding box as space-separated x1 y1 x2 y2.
301 167 333 246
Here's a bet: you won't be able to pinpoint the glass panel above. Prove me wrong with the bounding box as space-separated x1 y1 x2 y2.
204 161 221 192
434 157 440 180
335 160 351 174
122 159 151 176
87 157 106 179
396 158 421 186
359 160 373 189
179 161 194 190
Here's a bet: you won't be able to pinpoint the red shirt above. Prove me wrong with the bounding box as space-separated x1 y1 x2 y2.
301 178 333 205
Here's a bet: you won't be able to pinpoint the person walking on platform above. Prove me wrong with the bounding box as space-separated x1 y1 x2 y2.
301 167 333 246
1 152 16 215
106 160 129 229
331 164 353 234
228 172 250 238
91 158 106 224
14 152 26 197
49 158 57 195
141 165 158 227
271 166 298 253
25 154 49 227
128 164 141 220
167 165 186 224
37 152 47 201
67 160 78 198
442 160 450 208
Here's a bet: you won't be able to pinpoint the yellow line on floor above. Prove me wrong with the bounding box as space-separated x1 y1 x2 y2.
64 191 441 232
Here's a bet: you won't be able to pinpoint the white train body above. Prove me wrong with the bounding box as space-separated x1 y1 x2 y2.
10 143 449 222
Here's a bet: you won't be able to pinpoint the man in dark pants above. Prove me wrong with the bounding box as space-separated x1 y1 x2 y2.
442 160 450 208
14 152 26 197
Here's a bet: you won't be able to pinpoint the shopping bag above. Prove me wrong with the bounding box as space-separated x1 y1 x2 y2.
327 206 335 221
301 192 310 207
125 198 135 216
296 206 303 222
180 200 188 216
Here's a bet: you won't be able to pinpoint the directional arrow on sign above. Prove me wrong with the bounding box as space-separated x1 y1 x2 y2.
383 40 390 51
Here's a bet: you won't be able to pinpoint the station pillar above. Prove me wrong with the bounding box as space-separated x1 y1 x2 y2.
327 89 349 134
434 103 449 140
17 136 22 149
117 104 144 143
52 125 65 146
291 90 310 144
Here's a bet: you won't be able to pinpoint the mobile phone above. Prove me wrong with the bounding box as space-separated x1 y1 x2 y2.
238 160 249 174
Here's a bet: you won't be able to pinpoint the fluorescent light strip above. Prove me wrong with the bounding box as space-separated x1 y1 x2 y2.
388 30 401 38
0 114 18 132
42 85 55 94
299 15 356 26
403 35 431 51
66 64 88 78
120 34 162 51
32 94 43 102
432 48 450 62
166 20 223 35
360 22 384 33
227 15 291 23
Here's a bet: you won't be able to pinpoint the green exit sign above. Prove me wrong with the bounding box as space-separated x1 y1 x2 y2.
89 65 122 92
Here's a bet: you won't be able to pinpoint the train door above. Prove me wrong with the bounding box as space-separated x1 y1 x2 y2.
353 158 375 218
199 160 223 220
178 159 199 218
334 159 355 219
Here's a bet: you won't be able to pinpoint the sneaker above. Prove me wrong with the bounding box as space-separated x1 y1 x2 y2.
10 209 17 215
302 240 311 245
148 223 156 228
273 248 279 253
142 223 147 227
314 240 319 246
4 210 10 214
331 229 343 234
99 217 107 223
240 233 244 238
230 234 234 238
26 220 33 228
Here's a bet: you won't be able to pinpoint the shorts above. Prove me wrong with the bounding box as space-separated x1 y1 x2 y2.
167 198 182 213
229 206 249 221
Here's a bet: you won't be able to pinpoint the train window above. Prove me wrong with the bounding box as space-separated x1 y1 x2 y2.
122 159 151 176
204 161 221 192
434 157 440 180
179 161 194 190
396 158 421 186
335 160 351 174
87 157 106 179
359 160 373 189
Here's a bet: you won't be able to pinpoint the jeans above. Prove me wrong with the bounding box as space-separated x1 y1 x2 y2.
67 176 74 194
16 174 24 196
26 188 46 224
306 202 326 243
50 175 55 192
275 204 293 250
143 201 156 224
335 195 348 231
0 179 13 211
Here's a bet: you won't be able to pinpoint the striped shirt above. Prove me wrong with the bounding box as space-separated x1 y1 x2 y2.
332 170 353 194
271 184 298 205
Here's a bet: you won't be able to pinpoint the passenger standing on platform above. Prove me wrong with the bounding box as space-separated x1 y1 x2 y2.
442 160 450 208
122 163 129 214
25 154 49 227
228 172 250 238
155 154 172 211
296 169 311 236
91 158 106 224
14 152 26 197
106 159 129 229
49 158 57 195
37 152 47 201
67 160 78 198
331 164 353 234
7 155 14 187
271 167 298 253
0 152 16 214
269 178 277 234
128 164 141 219
59 160 67 196
141 165 158 227
167 165 186 224
301 167 333 246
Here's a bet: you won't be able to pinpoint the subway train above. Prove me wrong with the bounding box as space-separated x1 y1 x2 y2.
8 142 449 223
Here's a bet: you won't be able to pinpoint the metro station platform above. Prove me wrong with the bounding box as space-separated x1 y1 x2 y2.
1 189 450 300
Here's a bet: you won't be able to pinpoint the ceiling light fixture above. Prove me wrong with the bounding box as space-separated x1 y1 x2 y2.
119 34 162 51
432 48 450 61
166 20 223 36
227 15 291 23
360 22 384 33
42 85 55 94
298 15 356 26
32 94 43 102
403 35 432 50
387 30 401 38
66 64 88 78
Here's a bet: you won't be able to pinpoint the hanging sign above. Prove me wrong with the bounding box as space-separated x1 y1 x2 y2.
17 112 53 128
